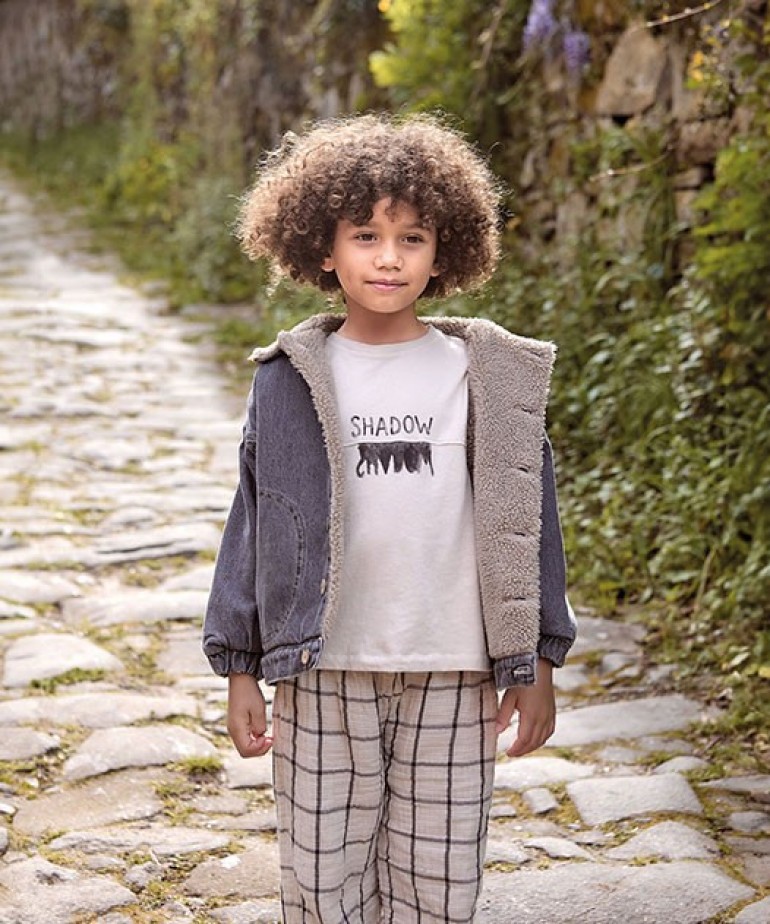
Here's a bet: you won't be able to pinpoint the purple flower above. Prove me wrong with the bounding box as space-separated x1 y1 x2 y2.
563 29 591 75
523 0 558 50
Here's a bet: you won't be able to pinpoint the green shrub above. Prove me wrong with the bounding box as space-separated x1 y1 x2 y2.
170 174 266 303
370 0 491 113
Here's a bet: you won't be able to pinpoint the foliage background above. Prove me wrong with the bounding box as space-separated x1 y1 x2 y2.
0 0 767 761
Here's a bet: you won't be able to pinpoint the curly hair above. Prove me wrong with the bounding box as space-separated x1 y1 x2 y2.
236 113 503 299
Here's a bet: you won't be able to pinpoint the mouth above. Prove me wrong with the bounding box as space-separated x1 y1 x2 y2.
368 280 406 291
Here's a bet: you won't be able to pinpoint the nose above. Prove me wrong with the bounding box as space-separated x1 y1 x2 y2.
374 241 401 269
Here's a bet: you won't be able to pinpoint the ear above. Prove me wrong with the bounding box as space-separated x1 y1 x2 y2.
321 255 335 272
430 263 441 278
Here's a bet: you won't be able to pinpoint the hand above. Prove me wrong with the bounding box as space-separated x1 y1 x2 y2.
496 658 556 758
227 673 273 758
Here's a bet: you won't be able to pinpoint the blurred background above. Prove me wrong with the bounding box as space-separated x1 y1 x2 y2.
0 0 767 756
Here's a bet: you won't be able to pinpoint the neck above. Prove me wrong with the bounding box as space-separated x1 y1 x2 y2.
336 307 426 345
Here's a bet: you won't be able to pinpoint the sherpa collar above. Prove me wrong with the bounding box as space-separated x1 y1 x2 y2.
249 311 554 371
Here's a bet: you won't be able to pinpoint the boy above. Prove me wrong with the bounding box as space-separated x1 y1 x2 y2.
203 113 576 923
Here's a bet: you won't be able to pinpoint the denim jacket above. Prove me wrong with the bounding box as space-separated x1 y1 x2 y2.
203 313 576 688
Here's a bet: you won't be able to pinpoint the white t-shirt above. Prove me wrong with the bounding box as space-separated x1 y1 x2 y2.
317 327 490 672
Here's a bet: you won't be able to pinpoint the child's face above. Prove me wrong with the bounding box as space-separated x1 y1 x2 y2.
322 198 439 322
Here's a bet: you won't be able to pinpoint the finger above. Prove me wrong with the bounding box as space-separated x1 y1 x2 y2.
507 713 554 758
230 721 273 758
228 712 269 756
236 739 272 758
506 711 539 757
242 731 273 758
244 706 272 755
506 730 531 757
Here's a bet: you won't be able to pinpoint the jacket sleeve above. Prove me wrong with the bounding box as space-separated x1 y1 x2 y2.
202 378 263 678
537 435 577 666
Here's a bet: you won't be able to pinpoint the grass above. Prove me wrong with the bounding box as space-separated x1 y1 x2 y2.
30 669 107 693
484 860 522 872
174 755 224 778
684 709 768 777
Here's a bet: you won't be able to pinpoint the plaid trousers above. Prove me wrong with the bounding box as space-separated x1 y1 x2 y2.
272 669 498 923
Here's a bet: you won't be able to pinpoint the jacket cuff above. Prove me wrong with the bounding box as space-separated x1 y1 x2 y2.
493 652 538 689
203 645 262 680
537 634 572 668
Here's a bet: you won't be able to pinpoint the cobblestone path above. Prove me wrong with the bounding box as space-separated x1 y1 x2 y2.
0 175 768 923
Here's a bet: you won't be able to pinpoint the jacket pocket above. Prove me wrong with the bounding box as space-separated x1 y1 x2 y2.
256 488 306 643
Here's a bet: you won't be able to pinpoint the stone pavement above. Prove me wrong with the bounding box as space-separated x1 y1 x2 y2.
0 172 767 924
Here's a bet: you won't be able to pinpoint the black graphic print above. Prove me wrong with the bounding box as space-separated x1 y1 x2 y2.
355 441 434 478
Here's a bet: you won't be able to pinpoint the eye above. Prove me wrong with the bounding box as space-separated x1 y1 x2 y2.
404 234 426 244
355 232 376 242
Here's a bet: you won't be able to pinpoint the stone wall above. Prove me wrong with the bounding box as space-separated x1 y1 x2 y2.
0 0 124 137
514 11 742 265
